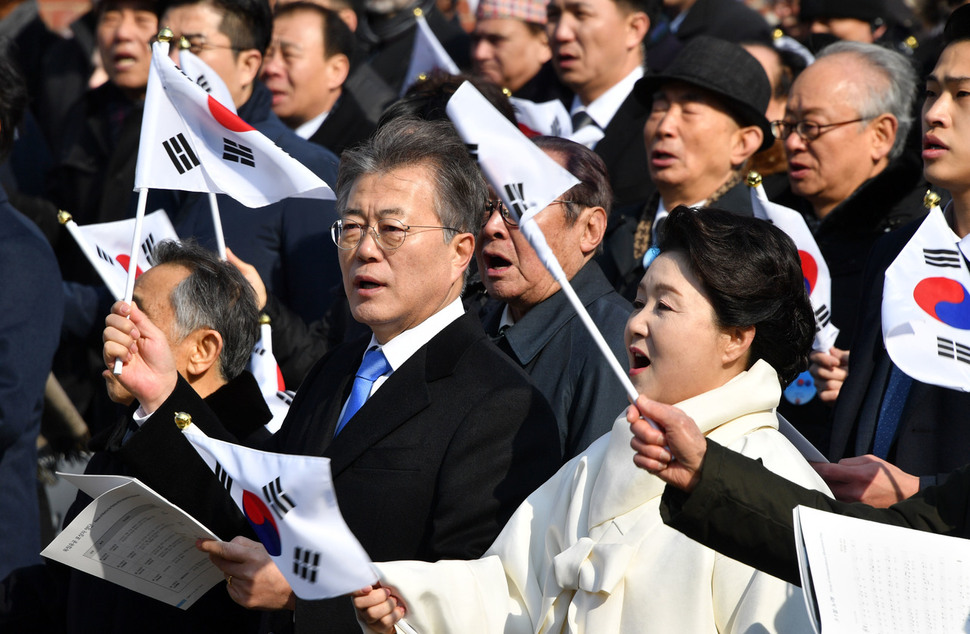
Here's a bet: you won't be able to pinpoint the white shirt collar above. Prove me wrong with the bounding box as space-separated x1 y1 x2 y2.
294 110 329 140
651 196 706 246
570 66 644 130
366 297 465 382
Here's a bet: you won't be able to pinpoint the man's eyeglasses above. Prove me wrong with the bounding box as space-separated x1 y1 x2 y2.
770 117 871 142
485 199 577 228
330 218 461 251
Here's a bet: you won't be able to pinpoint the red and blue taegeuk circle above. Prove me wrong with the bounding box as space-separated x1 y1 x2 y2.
799 251 818 295
914 277 970 330
242 490 282 556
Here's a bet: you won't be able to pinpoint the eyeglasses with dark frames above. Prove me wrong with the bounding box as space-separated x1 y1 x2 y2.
485 199 578 228
770 117 872 142
330 217 461 251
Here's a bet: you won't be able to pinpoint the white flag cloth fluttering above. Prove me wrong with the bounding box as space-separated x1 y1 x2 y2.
447 82 579 227
509 97 571 137
135 42 334 207
749 183 839 351
63 209 179 300
181 424 377 598
248 320 294 434
883 205 970 392
400 12 459 96
177 47 236 113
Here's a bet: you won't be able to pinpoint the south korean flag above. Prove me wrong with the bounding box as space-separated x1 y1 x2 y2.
884 204 970 391
181 424 376 599
749 178 839 352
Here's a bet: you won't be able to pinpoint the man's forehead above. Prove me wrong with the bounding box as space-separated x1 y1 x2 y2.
100 0 158 14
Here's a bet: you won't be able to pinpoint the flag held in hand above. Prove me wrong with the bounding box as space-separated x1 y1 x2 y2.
181 424 377 599
135 42 334 207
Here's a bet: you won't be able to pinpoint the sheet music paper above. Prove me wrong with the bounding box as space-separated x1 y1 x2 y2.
793 505 970 633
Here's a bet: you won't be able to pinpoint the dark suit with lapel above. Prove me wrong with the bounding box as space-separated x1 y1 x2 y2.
593 90 655 291
148 310 562 632
828 218 970 488
307 91 376 157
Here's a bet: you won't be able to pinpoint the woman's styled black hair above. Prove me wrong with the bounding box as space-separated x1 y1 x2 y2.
656 205 815 386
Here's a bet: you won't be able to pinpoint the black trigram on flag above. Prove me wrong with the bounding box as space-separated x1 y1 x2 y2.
96 246 116 266
253 347 267 357
292 547 320 584
223 139 255 167
938 336 970 365
195 74 211 93
215 461 233 493
465 143 478 162
503 182 527 220
814 304 832 328
262 476 296 519
924 248 962 269
141 233 158 266
275 391 294 407
163 133 200 174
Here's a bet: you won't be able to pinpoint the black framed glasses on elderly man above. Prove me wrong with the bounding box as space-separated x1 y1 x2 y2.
486 199 578 228
330 218 462 251
770 117 872 142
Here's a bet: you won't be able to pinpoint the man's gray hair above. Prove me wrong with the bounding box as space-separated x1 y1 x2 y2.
336 117 488 239
153 240 259 381
816 41 917 161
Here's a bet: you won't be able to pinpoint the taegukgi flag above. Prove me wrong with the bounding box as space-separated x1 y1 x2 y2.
176 46 236 112
400 9 459 96
63 209 179 300
748 178 839 352
135 42 334 207
883 203 970 392
446 81 579 229
248 317 294 434
181 424 377 599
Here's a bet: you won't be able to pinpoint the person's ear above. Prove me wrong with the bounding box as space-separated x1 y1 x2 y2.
184 329 223 379
625 11 649 53
325 53 350 90
730 125 763 168
579 206 607 256
450 232 476 281
868 113 897 163
720 324 755 367
238 49 263 88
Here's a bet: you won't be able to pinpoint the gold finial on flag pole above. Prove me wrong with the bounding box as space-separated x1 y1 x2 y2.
745 171 762 188
157 27 174 42
923 189 942 210
57 210 72 225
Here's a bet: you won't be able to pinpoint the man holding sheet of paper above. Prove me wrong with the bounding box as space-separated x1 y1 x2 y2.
106 117 561 633
67 240 270 633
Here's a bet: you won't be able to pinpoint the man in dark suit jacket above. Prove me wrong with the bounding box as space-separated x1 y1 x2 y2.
545 0 659 287
67 240 270 634
106 117 562 633
262 2 376 157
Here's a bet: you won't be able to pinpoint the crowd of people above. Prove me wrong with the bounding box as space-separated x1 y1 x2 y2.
0 0 968 632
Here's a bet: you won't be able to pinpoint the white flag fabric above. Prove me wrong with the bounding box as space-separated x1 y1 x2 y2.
401 12 459 96
750 183 840 352
176 47 236 113
509 97 570 137
883 206 970 391
64 209 179 300
181 424 377 599
248 320 294 434
134 42 334 207
447 82 579 228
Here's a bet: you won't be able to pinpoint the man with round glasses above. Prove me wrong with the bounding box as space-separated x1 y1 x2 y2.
477 136 631 459
109 117 561 633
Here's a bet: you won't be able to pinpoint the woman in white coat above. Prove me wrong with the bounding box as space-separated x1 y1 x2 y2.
353 206 830 634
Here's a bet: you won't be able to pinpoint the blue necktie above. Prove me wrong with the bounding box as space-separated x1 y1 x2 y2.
872 364 914 459
335 347 390 436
